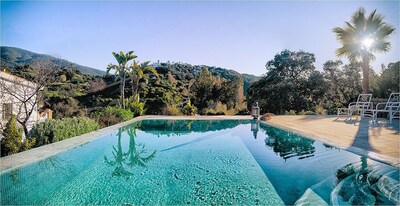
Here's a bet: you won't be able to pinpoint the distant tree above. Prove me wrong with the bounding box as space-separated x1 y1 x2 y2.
322 60 362 113
107 51 137 109
333 7 395 93
191 68 216 111
247 50 325 114
378 61 399 97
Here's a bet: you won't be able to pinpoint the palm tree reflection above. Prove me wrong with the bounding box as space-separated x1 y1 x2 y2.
104 123 156 177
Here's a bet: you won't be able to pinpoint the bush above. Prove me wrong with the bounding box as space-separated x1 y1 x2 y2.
299 110 317 115
181 100 197 116
236 108 250 115
315 105 327 115
52 97 86 119
126 95 146 117
94 106 133 127
1 115 23 157
30 117 100 147
284 110 297 115
163 104 182 116
205 109 225 115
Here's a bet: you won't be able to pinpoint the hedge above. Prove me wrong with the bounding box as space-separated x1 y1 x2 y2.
30 117 100 147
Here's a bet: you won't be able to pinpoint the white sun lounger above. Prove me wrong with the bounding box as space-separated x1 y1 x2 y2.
337 94 373 120
371 93 400 124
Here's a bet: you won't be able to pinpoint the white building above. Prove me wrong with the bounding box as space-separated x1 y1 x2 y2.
0 71 47 135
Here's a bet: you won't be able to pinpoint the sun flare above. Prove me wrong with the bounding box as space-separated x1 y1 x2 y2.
362 38 374 49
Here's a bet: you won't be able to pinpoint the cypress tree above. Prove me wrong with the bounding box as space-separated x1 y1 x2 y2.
1 114 23 157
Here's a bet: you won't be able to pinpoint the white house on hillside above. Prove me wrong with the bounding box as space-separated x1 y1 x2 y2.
0 71 48 135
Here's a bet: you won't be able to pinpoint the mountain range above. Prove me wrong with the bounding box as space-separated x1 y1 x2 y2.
1 46 106 76
0 46 260 89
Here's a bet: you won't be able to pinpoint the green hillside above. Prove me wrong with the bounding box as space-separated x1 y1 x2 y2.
1 46 106 76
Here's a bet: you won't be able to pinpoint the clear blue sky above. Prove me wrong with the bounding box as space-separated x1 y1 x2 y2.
1 1 399 76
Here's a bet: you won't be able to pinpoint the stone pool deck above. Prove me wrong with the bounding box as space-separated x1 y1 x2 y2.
264 115 399 167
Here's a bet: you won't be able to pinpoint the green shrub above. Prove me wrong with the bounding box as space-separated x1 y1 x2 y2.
315 105 327 115
94 106 133 127
284 110 297 115
236 108 250 115
181 100 197 116
163 104 182 116
102 106 133 121
31 117 100 147
126 95 146 117
206 109 225 115
1 115 23 157
299 110 317 115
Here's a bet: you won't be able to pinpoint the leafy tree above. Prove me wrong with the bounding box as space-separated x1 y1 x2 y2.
107 51 137 109
322 60 362 113
191 68 216 111
247 50 325 114
377 62 399 97
333 7 395 93
1 115 23 157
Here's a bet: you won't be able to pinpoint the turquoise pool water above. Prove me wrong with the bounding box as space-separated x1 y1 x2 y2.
1 119 399 205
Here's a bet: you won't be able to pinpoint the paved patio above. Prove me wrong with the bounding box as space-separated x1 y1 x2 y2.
264 115 400 167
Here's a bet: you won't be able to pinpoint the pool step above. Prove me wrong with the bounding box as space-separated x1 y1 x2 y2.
294 188 328 206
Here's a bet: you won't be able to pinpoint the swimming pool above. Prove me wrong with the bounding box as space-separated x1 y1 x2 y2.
1 119 399 205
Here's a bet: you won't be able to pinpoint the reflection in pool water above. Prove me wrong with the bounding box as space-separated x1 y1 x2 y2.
104 123 156 177
0 119 398 205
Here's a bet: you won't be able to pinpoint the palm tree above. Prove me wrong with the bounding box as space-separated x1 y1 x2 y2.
128 60 158 98
333 7 395 93
107 51 137 108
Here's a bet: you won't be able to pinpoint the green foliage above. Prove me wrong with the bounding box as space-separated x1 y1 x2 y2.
59 74 67 82
1 115 23 157
235 108 250 115
95 106 133 127
181 100 197 116
30 117 100 147
376 62 399 97
315 105 327 115
299 110 317 115
247 50 326 115
322 60 362 114
52 97 86 119
126 94 146 117
107 51 138 109
284 110 297 115
191 68 245 114
163 104 182 116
